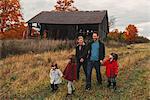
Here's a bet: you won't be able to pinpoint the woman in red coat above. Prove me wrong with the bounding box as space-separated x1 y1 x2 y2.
63 55 77 96
101 53 119 90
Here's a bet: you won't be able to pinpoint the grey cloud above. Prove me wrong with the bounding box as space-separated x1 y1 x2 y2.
21 0 55 21
75 0 150 26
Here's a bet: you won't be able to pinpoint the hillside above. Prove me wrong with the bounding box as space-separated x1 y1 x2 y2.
0 43 150 100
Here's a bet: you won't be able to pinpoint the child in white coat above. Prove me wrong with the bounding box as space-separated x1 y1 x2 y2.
50 62 63 92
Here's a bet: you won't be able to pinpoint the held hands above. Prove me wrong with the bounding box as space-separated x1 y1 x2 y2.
100 57 109 65
100 60 103 64
73 80 77 83
80 58 84 62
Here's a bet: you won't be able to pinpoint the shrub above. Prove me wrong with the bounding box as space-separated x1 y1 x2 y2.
133 36 150 43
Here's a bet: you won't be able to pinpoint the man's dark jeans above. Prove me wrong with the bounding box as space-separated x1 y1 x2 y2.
86 61 102 88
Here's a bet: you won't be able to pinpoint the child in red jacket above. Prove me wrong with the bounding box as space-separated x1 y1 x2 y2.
63 55 77 96
101 53 119 90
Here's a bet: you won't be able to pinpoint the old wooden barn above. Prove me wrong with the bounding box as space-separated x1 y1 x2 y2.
27 10 109 40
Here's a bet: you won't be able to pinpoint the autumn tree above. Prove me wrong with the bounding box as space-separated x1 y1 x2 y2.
107 24 148 44
124 24 138 42
107 29 125 41
0 0 24 33
54 0 78 11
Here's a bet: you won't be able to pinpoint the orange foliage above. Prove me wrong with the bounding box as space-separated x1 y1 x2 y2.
0 26 40 40
108 29 121 41
107 24 139 43
0 0 24 32
124 24 138 41
0 25 26 39
54 0 78 11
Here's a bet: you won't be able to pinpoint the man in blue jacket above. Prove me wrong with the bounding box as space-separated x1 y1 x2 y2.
84 32 105 90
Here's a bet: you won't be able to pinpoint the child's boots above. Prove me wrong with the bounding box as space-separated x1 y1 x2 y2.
107 81 111 88
113 82 117 90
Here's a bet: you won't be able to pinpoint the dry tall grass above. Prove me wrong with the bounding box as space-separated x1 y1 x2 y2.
0 43 150 99
0 39 75 58
0 39 128 58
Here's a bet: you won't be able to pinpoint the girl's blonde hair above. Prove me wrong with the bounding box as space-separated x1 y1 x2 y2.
78 36 84 40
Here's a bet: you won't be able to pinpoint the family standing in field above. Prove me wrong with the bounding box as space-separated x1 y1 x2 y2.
49 32 119 97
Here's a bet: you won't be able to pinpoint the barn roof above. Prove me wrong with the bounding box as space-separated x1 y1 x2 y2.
27 10 108 24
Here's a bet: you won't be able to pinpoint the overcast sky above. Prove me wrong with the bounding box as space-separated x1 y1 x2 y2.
20 0 150 39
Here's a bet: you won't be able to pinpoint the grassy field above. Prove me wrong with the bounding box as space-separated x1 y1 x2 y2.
0 43 150 100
